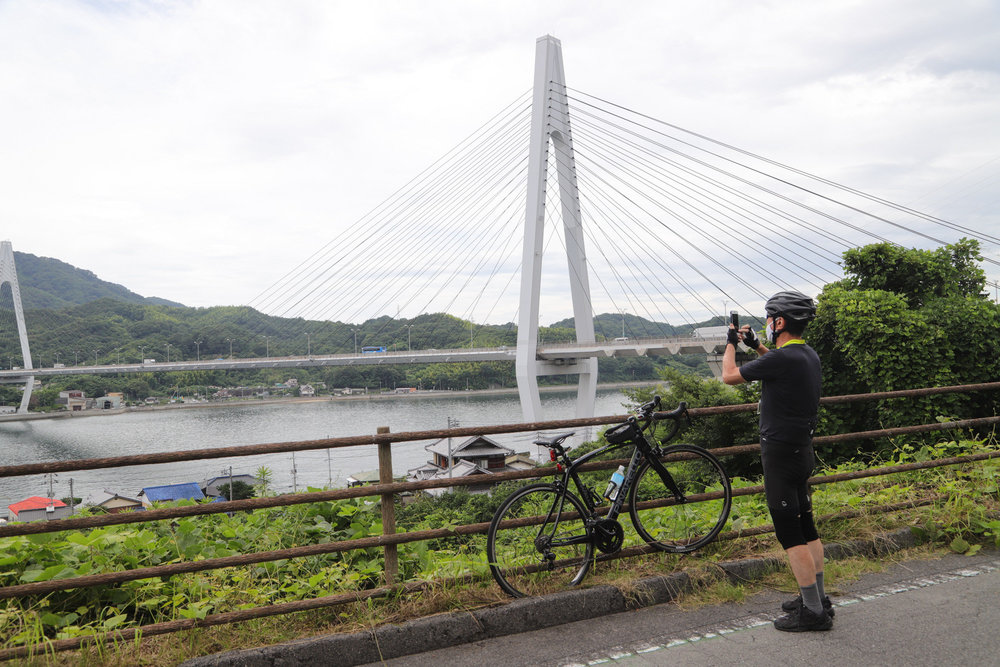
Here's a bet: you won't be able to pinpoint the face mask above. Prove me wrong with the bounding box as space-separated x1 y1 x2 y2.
765 320 775 342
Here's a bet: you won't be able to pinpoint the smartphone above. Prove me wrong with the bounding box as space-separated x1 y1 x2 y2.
730 310 739 329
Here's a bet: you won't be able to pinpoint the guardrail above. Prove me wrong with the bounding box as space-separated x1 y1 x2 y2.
1 381 998 660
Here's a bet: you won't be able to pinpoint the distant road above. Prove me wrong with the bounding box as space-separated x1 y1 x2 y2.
0 337 728 381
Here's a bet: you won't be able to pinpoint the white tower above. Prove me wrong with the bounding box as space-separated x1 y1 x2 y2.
0 241 34 413
516 36 598 422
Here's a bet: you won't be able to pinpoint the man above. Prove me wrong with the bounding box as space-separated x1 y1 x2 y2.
721 290 832 632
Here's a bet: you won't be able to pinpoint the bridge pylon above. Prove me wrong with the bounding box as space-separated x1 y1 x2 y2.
0 241 35 413
516 36 598 422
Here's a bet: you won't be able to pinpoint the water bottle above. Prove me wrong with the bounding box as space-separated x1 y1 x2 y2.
604 465 626 501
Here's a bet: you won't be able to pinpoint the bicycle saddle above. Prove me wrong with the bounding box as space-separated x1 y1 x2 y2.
533 432 575 448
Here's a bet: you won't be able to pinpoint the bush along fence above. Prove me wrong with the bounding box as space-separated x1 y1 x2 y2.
0 381 999 660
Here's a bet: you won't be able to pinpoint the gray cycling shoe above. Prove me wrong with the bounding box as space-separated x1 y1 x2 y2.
781 594 834 617
773 605 833 632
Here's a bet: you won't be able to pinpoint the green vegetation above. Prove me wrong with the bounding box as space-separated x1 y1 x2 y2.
810 239 1000 459
1 435 996 662
10 251 183 310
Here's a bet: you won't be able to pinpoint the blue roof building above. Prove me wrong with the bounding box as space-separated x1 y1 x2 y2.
139 482 205 507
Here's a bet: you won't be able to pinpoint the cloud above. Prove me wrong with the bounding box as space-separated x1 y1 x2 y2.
0 0 997 322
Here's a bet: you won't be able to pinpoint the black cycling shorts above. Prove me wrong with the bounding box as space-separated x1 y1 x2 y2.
761 439 819 549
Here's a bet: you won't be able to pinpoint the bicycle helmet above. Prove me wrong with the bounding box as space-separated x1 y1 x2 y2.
764 290 816 322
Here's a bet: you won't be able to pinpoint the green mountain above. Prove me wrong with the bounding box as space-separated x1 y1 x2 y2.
0 253 713 406
550 312 728 338
11 251 184 310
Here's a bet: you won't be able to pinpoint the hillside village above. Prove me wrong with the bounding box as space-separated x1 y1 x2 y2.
3 432 539 525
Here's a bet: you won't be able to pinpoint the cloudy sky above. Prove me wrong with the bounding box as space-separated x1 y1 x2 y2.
1 0 998 322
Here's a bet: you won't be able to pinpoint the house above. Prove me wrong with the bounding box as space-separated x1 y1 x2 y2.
56 390 91 411
7 496 72 522
88 490 144 513
346 470 381 487
299 384 315 397
407 435 517 496
138 482 205 508
200 474 263 498
505 453 538 471
95 394 124 409
425 435 514 472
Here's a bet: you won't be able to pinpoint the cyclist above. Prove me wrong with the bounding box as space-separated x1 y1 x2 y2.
721 290 832 632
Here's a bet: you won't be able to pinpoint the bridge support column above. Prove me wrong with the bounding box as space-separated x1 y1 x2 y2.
0 241 34 413
516 35 597 422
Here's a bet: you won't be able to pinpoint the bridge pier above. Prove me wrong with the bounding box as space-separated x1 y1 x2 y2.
516 35 597 422
0 241 34 413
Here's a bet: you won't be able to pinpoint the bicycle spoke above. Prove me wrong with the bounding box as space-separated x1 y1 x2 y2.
629 445 731 552
487 484 594 597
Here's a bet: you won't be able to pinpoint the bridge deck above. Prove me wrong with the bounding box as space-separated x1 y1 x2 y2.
0 336 729 381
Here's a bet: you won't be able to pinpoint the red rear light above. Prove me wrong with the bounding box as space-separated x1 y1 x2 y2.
549 450 557 462
556 463 563 472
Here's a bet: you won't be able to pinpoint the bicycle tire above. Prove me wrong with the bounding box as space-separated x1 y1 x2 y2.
486 483 594 598
628 444 732 553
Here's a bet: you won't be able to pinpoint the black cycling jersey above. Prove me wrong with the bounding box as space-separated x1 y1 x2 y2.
739 341 822 445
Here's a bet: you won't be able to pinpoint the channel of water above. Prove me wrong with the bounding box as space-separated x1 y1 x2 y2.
0 387 639 510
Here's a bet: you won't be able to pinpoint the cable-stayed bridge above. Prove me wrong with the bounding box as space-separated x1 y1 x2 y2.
0 335 729 378
2 36 998 419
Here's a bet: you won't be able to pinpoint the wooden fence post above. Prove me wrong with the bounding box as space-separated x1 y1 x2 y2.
377 426 398 585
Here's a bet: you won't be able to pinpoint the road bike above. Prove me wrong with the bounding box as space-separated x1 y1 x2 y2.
486 396 732 597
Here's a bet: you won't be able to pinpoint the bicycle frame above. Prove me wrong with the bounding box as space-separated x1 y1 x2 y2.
542 415 686 549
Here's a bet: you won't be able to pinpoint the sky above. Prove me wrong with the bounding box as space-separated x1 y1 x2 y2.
1 0 998 323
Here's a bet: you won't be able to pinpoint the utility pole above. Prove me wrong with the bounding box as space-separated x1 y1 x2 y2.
69 478 75 514
446 417 460 478
291 452 298 493
327 448 332 487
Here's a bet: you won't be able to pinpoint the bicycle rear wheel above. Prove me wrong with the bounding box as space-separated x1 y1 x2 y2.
629 444 731 553
487 483 594 598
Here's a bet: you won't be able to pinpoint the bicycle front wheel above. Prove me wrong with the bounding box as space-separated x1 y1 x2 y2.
629 444 732 553
487 483 594 598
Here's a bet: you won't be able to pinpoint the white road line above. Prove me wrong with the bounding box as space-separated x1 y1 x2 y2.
559 560 1000 666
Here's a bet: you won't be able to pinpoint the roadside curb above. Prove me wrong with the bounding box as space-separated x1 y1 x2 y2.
179 527 918 667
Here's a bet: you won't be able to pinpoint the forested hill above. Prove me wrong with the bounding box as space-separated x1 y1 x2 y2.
11 251 183 310
550 312 727 338
2 251 717 371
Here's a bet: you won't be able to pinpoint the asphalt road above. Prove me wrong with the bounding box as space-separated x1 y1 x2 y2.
368 549 1000 667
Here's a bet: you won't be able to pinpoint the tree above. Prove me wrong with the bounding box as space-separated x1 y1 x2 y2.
810 239 1000 459
254 466 273 496
217 480 255 501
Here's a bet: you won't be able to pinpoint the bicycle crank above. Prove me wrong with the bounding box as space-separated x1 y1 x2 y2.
592 518 624 553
